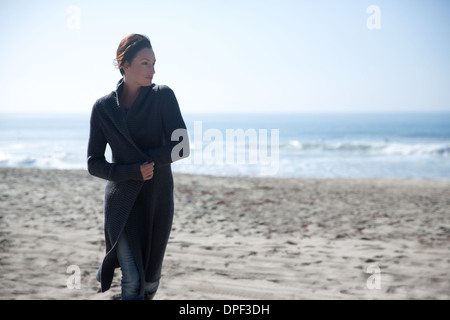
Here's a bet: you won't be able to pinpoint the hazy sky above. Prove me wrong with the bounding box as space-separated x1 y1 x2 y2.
0 0 449 114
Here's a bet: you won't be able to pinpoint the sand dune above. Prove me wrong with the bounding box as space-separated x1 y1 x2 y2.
0 168 449 299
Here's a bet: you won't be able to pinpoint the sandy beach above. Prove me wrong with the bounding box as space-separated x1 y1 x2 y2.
0 167 449 300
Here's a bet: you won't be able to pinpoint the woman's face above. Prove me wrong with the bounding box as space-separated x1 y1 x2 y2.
123 47 156 87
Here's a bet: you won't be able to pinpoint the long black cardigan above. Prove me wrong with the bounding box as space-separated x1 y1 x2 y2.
87 78 189 294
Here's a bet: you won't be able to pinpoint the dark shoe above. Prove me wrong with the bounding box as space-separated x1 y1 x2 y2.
144 291 156 300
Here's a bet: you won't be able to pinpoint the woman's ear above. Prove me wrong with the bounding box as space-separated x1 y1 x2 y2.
122 61 130 72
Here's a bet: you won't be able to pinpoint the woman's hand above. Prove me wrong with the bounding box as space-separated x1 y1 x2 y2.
140 161 155 180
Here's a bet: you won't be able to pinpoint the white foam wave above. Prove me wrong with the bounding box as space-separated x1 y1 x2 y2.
282 140 450 157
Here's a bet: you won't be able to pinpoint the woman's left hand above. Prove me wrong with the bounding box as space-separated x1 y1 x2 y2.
140 161 155 180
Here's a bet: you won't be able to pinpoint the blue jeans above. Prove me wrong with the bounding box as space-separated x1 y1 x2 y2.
117 231 159 300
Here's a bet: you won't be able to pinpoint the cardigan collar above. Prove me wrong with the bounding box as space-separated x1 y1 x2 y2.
100 78 155 159
114 78 155 110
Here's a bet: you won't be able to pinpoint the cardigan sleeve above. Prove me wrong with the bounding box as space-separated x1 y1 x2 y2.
87 106 143 182
147 87 190 168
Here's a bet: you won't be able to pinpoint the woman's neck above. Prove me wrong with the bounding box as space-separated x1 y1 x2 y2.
121 78 140 108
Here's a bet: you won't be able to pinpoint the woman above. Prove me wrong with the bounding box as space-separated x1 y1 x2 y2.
87 34 189 300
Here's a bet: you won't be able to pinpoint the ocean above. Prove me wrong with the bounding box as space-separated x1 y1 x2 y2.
1 112 449 180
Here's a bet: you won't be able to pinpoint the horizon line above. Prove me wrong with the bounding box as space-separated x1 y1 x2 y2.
1 110 450 116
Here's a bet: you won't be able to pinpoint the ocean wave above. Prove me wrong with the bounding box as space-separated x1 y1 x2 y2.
1 137 449 182
0 150 86 170
281 141 450 157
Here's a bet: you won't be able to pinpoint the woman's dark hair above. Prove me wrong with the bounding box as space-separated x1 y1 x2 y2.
114 34 152 75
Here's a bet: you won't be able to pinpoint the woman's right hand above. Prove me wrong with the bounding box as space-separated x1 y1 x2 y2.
140 161 155 180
